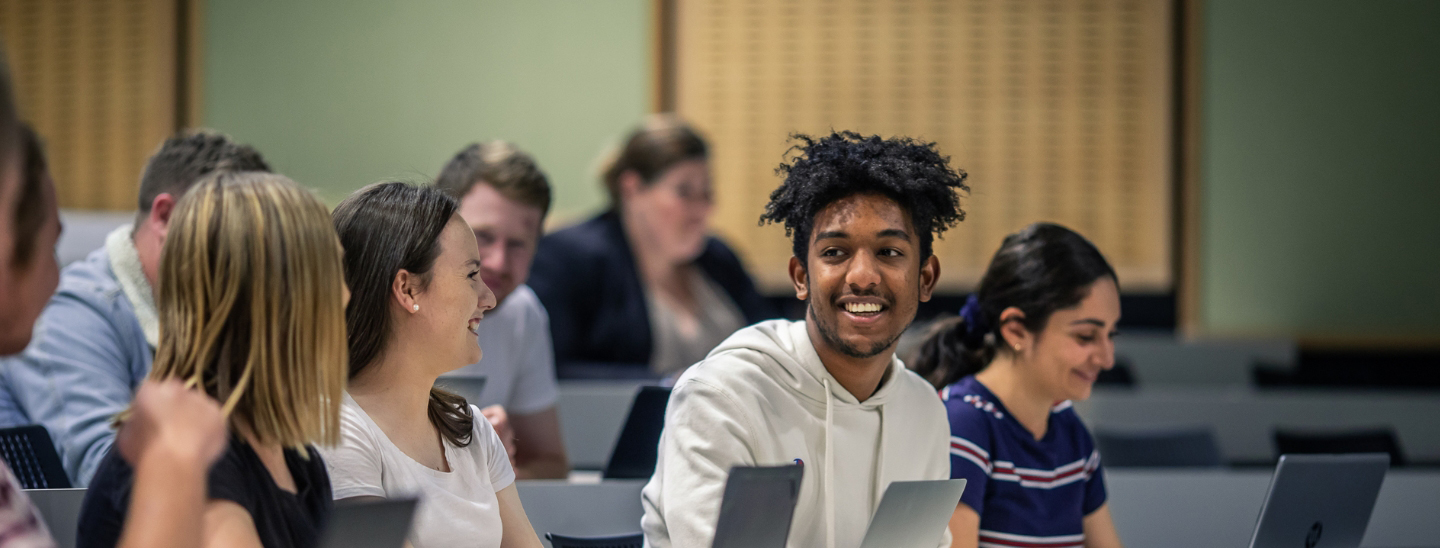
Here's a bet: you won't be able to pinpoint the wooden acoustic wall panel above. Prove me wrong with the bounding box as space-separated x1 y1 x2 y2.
674 0 1173 292
0 0 179 210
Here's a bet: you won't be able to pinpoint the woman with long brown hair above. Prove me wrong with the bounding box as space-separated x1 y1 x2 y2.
322 182 542 548
77 171 350 548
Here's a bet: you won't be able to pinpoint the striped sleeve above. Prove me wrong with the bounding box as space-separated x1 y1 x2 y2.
1081 448 1107 515
947 405 992 514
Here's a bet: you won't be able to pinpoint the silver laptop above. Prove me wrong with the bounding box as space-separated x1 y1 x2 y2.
859 479 967 548
1247 453 1389 548
712 464 804 548
25 488 85 548
319 497 418 548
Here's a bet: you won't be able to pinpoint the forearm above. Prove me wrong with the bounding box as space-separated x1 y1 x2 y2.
509 408 569 480
513 452 569 480
116 449 209 548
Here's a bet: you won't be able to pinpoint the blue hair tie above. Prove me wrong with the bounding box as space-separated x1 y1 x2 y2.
958 293 988 342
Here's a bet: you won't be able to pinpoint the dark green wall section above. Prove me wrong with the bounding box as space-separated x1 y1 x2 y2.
1199 0 1440 337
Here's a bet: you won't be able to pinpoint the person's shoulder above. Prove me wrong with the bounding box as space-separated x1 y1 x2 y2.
331 397 383 449
464 404 506 453
502 285 548 323
538 213 618 254
668 355 761 411
53 247 126 307
941 379 1006 428
1048 401 1095 439
699 235 742 263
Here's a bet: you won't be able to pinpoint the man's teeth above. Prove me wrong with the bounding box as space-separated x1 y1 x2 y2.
844 303 883 313
468 318 481 333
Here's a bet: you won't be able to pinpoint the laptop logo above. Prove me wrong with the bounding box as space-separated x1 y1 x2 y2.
1305 521 1322 548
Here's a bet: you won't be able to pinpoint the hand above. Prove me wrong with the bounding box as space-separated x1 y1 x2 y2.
481 404 518 467
117 379 227 469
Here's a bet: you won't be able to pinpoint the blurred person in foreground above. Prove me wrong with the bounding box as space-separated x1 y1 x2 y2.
78 172 347 548
0 129 269 485
434 142 568 479
529 115 777 378
641 131 967 548
910 223 1124 548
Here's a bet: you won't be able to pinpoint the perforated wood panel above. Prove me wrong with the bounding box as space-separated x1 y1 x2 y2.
0 0 180 210
673 0 1173 292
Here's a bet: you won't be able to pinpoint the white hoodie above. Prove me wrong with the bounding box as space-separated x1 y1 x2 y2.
641 319 952 548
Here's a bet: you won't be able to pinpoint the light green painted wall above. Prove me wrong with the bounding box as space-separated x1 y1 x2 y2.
201 0 650 219
1199 0 1440 338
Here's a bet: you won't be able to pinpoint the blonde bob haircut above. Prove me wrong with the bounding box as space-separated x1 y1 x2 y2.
147 171 348 448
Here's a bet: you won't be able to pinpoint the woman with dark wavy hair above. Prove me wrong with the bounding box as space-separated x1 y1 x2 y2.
322 182 542 548
911 222 1125 548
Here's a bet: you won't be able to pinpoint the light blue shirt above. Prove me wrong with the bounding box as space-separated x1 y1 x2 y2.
0 244 153 486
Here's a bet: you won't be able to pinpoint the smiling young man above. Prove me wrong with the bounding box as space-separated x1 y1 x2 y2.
434 141 569 479
641 131 970 548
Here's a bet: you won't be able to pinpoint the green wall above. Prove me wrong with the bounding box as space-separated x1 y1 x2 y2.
201 0 650 218
1199 0 1440 338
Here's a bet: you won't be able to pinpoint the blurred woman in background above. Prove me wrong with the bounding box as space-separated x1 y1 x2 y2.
78 172 349 548
323 183 542 548
529 115 776 377
910 222 1125 548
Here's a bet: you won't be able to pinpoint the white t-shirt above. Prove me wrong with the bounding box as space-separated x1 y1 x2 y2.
443 285 559 414
321 393 517 548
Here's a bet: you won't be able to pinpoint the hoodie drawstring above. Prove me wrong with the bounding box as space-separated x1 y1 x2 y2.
875 404 887 515
823 378 836 548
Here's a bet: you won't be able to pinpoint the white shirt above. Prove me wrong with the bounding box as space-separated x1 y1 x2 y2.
321 393 517 548
444 285 559 414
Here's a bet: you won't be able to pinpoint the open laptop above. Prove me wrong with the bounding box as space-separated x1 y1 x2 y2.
318 497 419 548
859 479 968 548
711 464 804 548
603 385 671 479
1247 453 1389 548
25 488 85 548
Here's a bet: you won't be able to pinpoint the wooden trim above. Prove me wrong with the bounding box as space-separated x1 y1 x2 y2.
650 0 676 113
179 0 205 128
1177 0 1206 338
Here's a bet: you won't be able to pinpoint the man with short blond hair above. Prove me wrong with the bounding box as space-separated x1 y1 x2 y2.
435 141 569 479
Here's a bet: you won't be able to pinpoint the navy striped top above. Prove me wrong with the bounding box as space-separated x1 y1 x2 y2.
943 376 1107 548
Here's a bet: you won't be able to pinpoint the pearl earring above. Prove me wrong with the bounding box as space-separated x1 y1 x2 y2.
412 304 420 311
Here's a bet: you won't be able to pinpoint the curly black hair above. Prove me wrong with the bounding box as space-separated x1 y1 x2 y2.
761 131 969 262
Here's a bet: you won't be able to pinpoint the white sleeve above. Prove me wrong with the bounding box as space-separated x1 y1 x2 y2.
505 292 559 415
640 379 757 548
473 405 516 491
319 404 387 500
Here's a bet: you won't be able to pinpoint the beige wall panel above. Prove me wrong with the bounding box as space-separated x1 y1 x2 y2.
0 0 179 211
675 0 1173 292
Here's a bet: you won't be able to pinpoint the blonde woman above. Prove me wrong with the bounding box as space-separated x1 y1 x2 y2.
322 183 542 548
77 171 350 548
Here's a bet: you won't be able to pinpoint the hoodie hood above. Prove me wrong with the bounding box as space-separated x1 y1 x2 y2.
707 318 904 411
